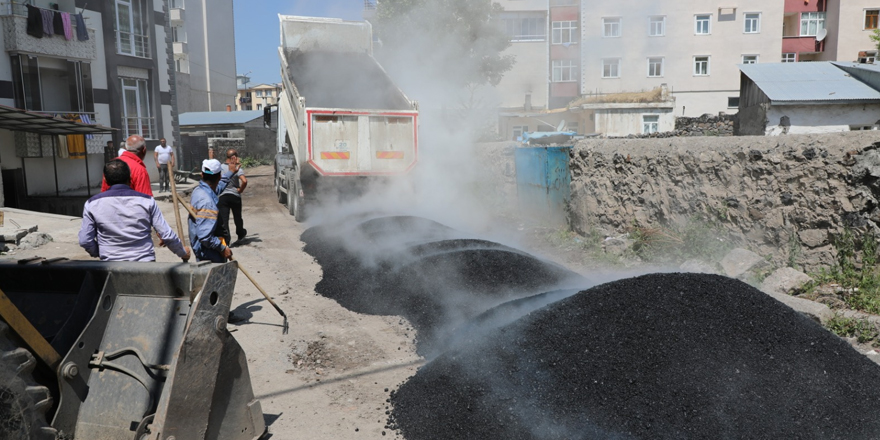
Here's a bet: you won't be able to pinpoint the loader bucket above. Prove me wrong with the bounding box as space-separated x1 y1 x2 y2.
0 260 266 440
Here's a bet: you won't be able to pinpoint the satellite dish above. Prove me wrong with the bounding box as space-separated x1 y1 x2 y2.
817 28 827 42
557 120 566 132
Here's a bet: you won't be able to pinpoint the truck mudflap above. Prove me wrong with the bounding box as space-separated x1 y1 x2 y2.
0 260 265 440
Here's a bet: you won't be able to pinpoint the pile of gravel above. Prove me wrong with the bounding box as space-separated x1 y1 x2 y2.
389 272 880 439
302 216 586 356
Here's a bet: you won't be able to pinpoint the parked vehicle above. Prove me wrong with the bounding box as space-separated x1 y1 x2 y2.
273 15 419 221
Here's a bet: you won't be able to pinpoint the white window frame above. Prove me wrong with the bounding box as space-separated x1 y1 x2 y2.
552 59 578 82
120 77 154 139
647 57 664 77
649 16 666 36
552 20 578 44
504 15 547 42
742 55 758 64
603 17 621 38
744 13 761 33
800 12 825 36
643 115 659 134
695 14 711 35
115 0 151 58
512 125 529 141
782 53 797 63
602 58 620 78
694 56 710 76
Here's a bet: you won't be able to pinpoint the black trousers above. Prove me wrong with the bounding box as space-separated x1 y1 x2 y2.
217 194 245 243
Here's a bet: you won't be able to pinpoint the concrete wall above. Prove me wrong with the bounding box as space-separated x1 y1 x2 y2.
175 0 237 113
822 0 878 62
591 106 674 137
567 132 880 271
764 104 880 135
496 40 550 109
580 0 784 117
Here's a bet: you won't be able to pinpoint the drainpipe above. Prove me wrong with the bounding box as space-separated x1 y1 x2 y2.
202 0 212 110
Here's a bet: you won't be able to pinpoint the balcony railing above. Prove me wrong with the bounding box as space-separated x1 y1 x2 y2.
118 32 151 58
123 117 155 139
239 97 252 104
782 35 823 54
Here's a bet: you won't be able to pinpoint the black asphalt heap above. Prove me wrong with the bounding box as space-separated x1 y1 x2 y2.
302 216 586 357
389 273 880 440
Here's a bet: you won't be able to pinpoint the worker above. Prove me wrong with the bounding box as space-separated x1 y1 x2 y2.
189 158 238 262
154 138 175 193
117 141 125 157
79 160 190 262
103 135 153 196
218 148 248 244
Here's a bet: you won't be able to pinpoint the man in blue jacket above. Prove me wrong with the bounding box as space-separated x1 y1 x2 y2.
189 158 239 262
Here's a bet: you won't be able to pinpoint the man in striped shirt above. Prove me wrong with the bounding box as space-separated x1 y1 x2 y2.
79 160 190 262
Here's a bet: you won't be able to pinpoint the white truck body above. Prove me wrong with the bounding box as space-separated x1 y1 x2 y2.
274 15 419 219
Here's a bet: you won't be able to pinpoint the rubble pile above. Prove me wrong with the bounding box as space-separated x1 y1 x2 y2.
388 273 880 439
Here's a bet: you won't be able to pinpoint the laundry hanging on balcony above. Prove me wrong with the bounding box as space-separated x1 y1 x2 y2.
26 5 43 38
75 14 88 41
40 8 54 36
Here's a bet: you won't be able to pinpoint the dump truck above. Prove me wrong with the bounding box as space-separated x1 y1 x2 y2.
0 260 265 440
273 15 419 221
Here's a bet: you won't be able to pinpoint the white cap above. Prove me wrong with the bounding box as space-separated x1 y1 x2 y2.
202 159 222 175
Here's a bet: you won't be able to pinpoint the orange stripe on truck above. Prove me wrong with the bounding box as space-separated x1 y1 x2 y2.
320 152 350 160
376 151 404 159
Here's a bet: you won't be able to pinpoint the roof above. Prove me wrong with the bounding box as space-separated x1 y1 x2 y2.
739 62 880 104
0 105 115 135
179 110 266 126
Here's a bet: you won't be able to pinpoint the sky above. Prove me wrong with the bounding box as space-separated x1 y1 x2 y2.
233 0 365 86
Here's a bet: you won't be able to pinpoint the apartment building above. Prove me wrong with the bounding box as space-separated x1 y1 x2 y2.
783 0 880 63
169 0 237 114
0 0 176 215
581 1 784 119
236 83 282 111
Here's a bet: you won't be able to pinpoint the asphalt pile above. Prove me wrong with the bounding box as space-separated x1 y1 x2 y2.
302 216 586 357
388 272 880 439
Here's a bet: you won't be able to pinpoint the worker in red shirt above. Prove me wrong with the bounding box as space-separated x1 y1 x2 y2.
102 135 153 196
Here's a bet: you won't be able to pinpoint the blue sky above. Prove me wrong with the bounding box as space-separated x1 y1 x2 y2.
233 1 365 86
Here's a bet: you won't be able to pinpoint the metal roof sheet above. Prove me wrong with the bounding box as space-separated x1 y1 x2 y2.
179 110 265 126
739 62 880 103
0 105 115 135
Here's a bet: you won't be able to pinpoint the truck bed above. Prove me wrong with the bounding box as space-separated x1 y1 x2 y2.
285 49 411 110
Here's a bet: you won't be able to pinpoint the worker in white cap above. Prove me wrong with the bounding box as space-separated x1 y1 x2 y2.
188 158 239 262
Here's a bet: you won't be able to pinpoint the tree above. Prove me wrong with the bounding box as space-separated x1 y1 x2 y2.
871 29 880 51
373 0 514 91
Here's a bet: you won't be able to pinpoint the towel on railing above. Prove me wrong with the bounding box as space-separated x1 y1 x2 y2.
74 14 88 41
40 9 54 36
26 5 43 38
80 114 95 140
61 12 72 40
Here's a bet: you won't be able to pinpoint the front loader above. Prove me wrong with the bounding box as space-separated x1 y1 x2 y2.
0 259 266 440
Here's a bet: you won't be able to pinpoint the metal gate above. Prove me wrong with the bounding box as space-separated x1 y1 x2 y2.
515 146 572 227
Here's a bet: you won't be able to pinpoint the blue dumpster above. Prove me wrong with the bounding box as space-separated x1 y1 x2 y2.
515 146 572 226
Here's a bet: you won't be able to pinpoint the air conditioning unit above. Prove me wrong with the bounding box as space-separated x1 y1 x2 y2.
858 50 878 64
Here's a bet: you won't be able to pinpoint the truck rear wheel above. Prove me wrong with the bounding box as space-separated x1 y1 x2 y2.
287 175 306 222
276 173 285 204
0 321 57 440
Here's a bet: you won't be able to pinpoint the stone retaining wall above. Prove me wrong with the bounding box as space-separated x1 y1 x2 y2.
613 113 737 139
568 132 880 271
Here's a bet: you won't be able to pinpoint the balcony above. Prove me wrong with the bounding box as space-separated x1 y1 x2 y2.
170 7 185 25
0 15 97 60
173 41 187 56
239 97 252 104
782 36 824 55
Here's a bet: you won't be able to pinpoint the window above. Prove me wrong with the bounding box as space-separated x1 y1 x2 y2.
171 26 186 43
867 10 879 30
728 97 740 108
694 56 709 75
649 16 665 36
552 59 578 82
120 77 154 139
512 125 528 141
643 115 659 134
602 58 620 78
695 15 711 34
782 53 797 62
257 104 262 110
503 14 546 41
115 0 151 58
10 56 95 113
742 55 758 64
255 90 263 97
175 57 189 74
552 21 578 44
647 57 664 77
744 13 760 33
603 17 621 37
800 12 825 36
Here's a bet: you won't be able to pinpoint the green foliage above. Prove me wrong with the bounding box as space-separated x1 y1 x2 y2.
373 0 514 88
871 29 880 51
628 216 734 265
787 230 802 269
826 314 879 344
239 156 271 168
811 227 880 315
